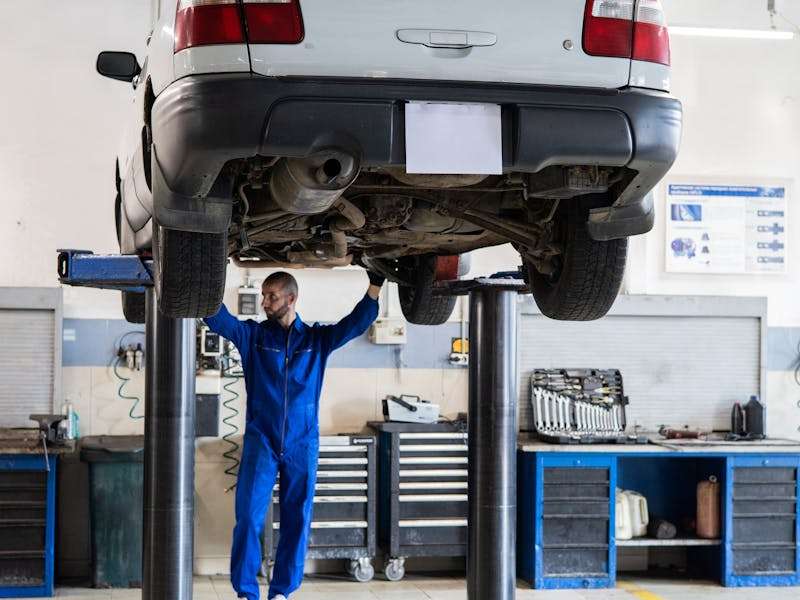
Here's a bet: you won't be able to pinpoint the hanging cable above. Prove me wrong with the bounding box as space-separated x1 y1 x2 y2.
113 355 144 420
222 365 242 492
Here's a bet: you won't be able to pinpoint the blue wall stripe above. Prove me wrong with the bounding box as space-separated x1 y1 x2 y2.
62 318 463 369
62 318 800 371
766 327 800 372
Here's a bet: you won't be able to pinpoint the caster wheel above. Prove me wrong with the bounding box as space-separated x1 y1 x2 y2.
345 559 357 575
384 558 405 582
353 561 374 583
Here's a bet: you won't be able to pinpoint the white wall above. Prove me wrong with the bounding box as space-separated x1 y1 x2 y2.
625 1 800 439
0 1 149 318
627 3 800 327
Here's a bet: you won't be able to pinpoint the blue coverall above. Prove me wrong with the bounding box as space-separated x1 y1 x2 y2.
204 294 378 599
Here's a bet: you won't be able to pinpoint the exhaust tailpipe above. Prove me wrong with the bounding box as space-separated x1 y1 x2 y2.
270 149 360 215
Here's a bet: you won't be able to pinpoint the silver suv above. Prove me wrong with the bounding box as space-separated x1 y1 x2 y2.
97 0 681 324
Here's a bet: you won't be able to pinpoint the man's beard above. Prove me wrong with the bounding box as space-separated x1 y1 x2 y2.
266 301 290 321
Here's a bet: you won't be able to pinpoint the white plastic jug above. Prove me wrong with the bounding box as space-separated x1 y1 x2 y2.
615 488 634 540
626 491 649 537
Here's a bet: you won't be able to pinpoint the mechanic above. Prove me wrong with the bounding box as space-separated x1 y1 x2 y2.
204 269 385 600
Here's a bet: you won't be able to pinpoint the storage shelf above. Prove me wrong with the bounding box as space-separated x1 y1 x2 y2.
616 537 721 547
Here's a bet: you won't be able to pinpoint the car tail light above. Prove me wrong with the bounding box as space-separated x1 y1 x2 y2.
244 0 304 44
583 0 635 59
583 0 670 65
174 0 245 53
633 0 670 65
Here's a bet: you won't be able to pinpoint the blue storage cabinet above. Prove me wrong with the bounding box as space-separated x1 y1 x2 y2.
520 449 800 589
518 452 616 589
0 454 56 598
724 455 800 587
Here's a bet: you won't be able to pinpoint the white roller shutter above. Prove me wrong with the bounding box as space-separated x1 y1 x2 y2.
0 288 62 428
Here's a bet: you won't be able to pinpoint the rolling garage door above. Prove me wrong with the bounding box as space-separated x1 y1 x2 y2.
0 289 62 428
517 295 765 433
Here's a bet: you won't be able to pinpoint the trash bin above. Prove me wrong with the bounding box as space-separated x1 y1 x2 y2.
80 435 144 588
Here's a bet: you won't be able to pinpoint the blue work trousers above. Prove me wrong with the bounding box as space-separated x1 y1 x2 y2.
231 429 318 600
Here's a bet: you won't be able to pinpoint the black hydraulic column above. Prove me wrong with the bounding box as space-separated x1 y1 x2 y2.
143 288 196 600
467 287 518 600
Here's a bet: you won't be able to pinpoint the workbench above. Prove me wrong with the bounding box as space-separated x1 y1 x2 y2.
0 429 74 597
518 438 800 590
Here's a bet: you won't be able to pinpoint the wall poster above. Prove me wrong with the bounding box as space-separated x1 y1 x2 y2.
665 178 789 274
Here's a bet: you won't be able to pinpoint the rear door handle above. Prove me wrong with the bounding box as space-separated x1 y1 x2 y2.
396 29 497 49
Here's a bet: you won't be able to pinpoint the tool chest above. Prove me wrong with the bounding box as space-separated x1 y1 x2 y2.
368 421 468 581
264 435 377 582
0 455 56 598
529 369 646 444
726 456 800 586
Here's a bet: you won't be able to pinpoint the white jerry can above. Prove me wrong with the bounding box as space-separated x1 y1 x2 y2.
626 491 649 537
615 489 649 539
615 488 633 540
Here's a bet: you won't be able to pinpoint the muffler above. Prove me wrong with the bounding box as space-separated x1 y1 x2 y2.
270 149 360 215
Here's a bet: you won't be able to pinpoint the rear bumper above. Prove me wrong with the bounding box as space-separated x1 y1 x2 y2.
151 74 682 238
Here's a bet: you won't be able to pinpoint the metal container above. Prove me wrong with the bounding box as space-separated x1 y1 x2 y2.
697 476 720 539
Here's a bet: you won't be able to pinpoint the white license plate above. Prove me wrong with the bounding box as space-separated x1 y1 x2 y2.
404 101 502 175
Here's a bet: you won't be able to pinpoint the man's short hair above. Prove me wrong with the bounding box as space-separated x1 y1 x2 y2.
263 271 298 298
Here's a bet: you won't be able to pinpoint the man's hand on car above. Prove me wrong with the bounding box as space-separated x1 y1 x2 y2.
366 270 385 300
367 270 386 287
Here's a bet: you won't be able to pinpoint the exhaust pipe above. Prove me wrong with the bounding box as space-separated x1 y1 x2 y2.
270 149 360 215
329 198 366 258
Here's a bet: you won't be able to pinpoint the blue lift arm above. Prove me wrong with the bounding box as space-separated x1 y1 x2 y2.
57 249 153 292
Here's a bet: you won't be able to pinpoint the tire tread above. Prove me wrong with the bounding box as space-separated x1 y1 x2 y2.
155 224 227 318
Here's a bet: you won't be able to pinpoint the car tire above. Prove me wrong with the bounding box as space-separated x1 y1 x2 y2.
114 192 147 324
398 254 459 326
152 221 227 318
122 291 146 324
526 197 627 321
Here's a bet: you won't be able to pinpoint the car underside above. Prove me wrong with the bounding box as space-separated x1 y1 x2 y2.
226 156 624 283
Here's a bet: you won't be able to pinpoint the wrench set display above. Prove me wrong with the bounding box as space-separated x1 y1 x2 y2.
530 369 647 444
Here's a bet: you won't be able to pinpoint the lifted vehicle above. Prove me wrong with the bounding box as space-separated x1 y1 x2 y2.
99 0 681 324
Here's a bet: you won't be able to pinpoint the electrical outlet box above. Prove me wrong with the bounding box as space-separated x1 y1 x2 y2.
369 318 407 345
238 286 260 318
449 353 469 367
196 371 222 395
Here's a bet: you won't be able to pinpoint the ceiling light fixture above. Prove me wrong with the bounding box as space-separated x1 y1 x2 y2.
669 26 795 40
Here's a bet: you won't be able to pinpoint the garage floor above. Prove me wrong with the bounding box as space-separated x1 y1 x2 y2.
50 576 799 600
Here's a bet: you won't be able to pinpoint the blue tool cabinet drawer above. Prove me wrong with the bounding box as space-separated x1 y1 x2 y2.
0 455 56 598
518 453 616 590
725 455 800 587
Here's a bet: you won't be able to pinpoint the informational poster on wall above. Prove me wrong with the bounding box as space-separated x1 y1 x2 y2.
665 178 789 274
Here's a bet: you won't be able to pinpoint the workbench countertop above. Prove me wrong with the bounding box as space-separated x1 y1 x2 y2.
0 428 76 455
518 434 800 454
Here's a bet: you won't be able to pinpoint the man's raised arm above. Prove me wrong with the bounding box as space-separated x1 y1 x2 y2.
322 272 384 352
204 303 249 350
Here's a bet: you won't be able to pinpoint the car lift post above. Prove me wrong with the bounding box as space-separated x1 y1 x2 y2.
143 286 196 600
440 277 525 600
57 251 195 600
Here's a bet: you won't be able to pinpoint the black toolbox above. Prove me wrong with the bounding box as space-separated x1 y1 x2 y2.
368 421 468 581
263 434 377 582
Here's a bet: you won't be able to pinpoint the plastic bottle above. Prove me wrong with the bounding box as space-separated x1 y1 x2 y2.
70 401 80 439
134 343 144 371
59 397 80 440
697 476 720 539
744 395 765 437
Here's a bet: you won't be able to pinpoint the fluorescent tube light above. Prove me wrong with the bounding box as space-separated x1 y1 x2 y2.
669 26 795 40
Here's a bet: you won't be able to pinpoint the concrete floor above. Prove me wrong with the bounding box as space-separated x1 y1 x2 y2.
49 576 800 600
